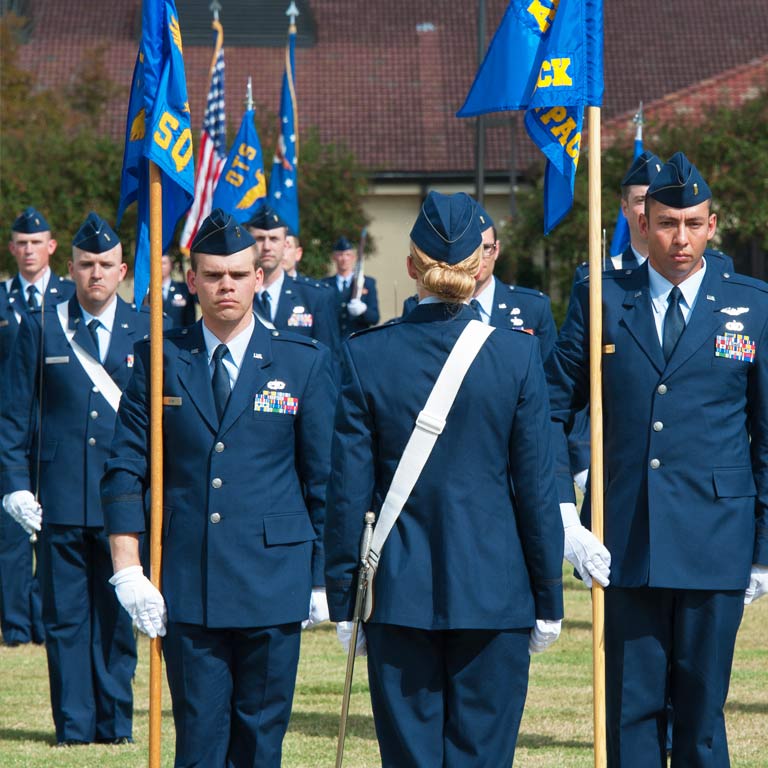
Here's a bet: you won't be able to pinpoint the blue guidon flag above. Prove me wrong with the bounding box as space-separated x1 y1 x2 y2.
458 0 604 233
118 0 195 306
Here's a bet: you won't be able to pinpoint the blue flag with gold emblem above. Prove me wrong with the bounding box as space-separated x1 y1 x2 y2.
118 0 195 306
458 0 603 233
609 133 643 256
212 109 267 223
266 20 299 234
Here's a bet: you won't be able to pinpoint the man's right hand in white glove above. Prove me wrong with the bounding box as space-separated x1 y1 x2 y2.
2 491 42 535
561 502 611 588
346 298 367 317
109 565 167 638
336 621 367 657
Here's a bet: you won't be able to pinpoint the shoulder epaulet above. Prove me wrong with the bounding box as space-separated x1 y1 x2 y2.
721 271 768 293
505 284 548 299
269 329 323 348
350 319 400 339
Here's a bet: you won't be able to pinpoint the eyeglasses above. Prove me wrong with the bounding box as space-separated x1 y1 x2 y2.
481 242 498 257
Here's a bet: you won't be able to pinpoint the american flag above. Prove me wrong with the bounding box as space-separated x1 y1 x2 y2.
180 44 226 251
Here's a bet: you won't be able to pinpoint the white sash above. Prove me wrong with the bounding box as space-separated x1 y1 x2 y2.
56 302 122 412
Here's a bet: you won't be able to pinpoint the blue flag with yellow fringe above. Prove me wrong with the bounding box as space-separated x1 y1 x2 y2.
118 0 195 306
266 21 300 235
212 109 267 223
458 0 603 233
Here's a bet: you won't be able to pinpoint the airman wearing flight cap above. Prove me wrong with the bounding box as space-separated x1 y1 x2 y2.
0 206 72 649
323 235 380 337
103 208 337 766
325 190 564 767
1 211 149 746
546 152 768 767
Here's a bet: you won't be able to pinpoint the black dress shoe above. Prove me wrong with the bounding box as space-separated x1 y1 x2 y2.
96 736 134 745
54 739 89 747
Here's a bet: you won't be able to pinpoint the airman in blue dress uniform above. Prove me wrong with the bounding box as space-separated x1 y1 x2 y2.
325 191 564 768
323 236 380 337
102 209 337 767
0 207 70 648
1 212 146 746
160 253 197 328
547 153 768 767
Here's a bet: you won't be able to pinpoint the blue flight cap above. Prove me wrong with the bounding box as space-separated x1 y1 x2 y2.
12 206 51 234
410 191 482 265
474 201 494 233
647 152 712 208
245 205 287 231
621 150 663 188
333 236 353 252
191 208 256 255
72 212 120 253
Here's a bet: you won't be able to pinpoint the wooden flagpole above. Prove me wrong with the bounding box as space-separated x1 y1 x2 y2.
148 160 164 768
587 105 607 768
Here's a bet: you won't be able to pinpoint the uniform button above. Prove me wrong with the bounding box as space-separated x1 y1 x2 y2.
214 442 225 453
90 410 98 419
211 478 222 489
210 512 221 524
657 384 668 395
92 386 99 393
650 458 661 469
653 421 664 432
88 437 96 446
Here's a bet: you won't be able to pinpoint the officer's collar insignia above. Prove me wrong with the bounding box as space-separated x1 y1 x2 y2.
285 289 293 295
51 288 58 294
706 295 716 301
267 379 286 390
498 303 507 309
191 348 200 354
253 352 263 359
121 323 129 328
720 307 749 316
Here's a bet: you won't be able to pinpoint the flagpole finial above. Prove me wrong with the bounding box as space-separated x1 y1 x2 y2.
633 101 644 126
210 0 222 22
286 1 300 28
245 77 254 111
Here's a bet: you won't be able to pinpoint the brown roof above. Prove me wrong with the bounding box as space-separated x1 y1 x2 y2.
15 0 768 175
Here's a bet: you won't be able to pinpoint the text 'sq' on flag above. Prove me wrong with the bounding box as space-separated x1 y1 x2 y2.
180 38 227 252
117 0 195 307
266 19 299 235
457 0 603 233
212 110 267 223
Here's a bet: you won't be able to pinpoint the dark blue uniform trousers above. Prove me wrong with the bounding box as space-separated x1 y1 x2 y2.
605 587 744 768
37 524 136 742
0 512 44 644
365 624 531 768
163 621 302 768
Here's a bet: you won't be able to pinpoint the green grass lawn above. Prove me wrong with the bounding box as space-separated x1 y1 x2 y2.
1 571 766 767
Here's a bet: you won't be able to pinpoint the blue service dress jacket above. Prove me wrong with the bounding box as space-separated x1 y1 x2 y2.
162 279 197 328
0 296 151 525
102 317 336 628
325 302 564 629
547 262 768 588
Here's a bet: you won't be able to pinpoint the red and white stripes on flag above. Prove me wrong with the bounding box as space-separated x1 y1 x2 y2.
180 46 226 251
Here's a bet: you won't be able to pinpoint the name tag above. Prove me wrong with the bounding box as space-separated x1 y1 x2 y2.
163 396 183 406
603 344 616 354
0 319 9 327
45 356 69 365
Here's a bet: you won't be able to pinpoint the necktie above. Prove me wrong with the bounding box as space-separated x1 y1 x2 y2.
211 344 231 421
662 286 685 361
258 291 272 321
26 285 38 309
469 299 482 321
88 319 101 361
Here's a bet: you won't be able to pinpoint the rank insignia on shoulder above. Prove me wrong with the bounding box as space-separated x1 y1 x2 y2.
255 390 298 415
126 354 134 368
267 379 286 390
721 306 749 316
715 333 755 362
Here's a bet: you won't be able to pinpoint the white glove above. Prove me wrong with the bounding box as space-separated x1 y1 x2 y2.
529 618 562 654
336 621 367 657
573 468 589 494
302 588 330 629
2 491 42 535
561 502 611 588
744 565 768 605
109 565 167 638
347 298 367 317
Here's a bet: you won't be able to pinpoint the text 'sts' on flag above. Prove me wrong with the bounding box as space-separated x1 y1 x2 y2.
212 110 267 223
266 19 299 235
118 0 195 307
180 39 226 251
458 0 603 233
